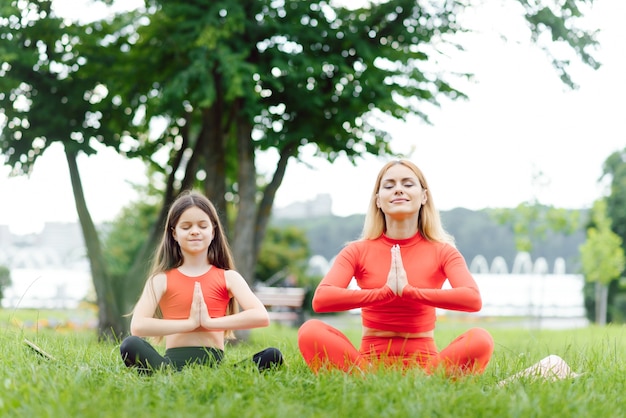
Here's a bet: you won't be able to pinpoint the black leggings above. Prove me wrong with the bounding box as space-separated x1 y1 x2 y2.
120 336 283 374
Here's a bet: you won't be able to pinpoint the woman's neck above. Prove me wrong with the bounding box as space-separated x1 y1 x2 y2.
384 218 419 240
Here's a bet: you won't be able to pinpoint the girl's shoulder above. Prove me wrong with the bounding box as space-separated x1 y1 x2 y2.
223 268 244 281
150 271 167 282
146 271 167 294
223 269 250 294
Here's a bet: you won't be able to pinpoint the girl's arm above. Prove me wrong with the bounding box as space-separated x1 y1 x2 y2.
200 270 270 331
129 273 199 337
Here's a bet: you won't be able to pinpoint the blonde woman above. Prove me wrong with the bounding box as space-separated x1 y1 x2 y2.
298 160 493 375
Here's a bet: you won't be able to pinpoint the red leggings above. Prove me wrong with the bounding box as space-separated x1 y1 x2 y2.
298 319 494 375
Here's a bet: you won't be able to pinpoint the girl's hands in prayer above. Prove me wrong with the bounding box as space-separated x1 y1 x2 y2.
198 286 213 329
190 282 213 329
188 282 203 328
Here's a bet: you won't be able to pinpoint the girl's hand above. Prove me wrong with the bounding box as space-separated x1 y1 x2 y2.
188 282 203 329
197 285 213 329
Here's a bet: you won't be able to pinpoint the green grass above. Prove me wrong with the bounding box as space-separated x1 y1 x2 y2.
1 310 625 417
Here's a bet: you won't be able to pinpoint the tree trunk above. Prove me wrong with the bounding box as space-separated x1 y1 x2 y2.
232 119 257 284
204 129 227 226
595 281 608 326
64 146 124 340
203 73 227 228
122 209 166 315
253 142 297 257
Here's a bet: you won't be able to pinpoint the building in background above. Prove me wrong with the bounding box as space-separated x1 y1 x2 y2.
0 223 91 309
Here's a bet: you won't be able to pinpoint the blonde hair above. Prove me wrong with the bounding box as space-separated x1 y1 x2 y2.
360 159 455 245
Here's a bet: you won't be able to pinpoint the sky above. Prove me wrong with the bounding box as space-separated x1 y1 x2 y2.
1 0 624 236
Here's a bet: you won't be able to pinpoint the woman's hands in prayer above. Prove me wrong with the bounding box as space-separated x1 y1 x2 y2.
386 244 408 296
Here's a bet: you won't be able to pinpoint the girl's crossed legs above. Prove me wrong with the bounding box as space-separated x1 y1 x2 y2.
120 335 283 374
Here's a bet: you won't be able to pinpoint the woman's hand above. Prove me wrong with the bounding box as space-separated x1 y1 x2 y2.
394 244 408 296
386 244 408 296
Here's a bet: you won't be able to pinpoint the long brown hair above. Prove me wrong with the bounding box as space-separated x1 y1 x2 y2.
361 159 455 245
146 190 238 339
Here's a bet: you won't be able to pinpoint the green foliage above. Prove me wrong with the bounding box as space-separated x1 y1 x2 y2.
0 265 11 302
1 313 625 417
1 0 601 175
492 203 581 253
585 146 626 324
255 225 311 285
99 183 169 313
602 147 626 252
0 0 602 338
522 0 600 88
580 200 625 285
580 198 626 324
271 214 364 259
102 198 160 278
0 1 125 174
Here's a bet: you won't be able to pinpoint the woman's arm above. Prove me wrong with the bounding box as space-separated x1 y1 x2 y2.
400 247 482 312
313 246 395 313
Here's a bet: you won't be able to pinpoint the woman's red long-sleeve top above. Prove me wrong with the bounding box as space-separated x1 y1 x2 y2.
312 232 482 333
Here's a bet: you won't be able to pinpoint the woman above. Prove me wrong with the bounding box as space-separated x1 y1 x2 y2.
297 159 494 375
120 191 283 374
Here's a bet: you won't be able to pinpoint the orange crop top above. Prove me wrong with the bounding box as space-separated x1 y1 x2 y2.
312 232 482 333
159 267 230 332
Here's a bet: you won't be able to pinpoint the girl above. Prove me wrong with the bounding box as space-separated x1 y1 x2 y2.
120 191 283 374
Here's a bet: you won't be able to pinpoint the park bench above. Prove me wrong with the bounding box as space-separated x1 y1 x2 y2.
254 286 307 326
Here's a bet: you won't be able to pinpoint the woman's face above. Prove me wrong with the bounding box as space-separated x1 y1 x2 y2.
375 164 427 218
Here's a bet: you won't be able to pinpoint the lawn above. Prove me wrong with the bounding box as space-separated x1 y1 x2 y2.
1 309 625 417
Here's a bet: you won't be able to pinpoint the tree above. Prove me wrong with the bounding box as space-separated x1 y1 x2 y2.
255 225 311 286
579 199 625 325
101 187 161 318
491 170 581 253
593 147 626 322
602 148 626 253
0 0 600 339
0 265 11 304
493 203 581 254
0 1 129 338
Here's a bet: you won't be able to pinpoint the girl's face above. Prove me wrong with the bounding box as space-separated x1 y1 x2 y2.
172 206 215 255
375 164 427 218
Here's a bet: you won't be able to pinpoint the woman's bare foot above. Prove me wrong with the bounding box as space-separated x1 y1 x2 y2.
498 355 581 387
